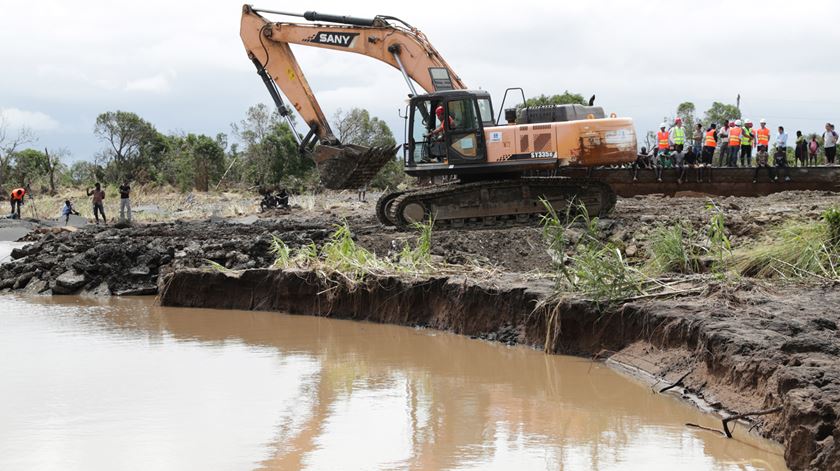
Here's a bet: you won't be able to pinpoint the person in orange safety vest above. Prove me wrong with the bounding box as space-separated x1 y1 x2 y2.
9 187 26 219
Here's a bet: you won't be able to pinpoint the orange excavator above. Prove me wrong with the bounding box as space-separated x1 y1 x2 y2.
240 5 638 227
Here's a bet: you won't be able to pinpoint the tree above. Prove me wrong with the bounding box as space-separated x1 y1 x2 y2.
676 102 697 131
43 147 68 195
9 148 46 188
170 133 226 191
232 104 310 188
704 102 742 128
333 108 407 190
93 111 158 182
333 108 396 147
523 91 587 107
0 110 35 189
69 161 103 186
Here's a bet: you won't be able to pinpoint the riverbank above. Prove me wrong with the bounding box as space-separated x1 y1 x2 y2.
157 267 837 470
2 190 840 470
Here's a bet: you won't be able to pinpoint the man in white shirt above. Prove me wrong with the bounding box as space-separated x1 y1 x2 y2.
823 123 838 164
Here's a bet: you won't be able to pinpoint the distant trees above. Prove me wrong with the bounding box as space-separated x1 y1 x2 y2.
523 91 587 107
0 110 34 191
232 103 309 188
332 107 406 190
704 102 742 128
676 102 697 131
0 104 406 194
333 108 396 148
93 111 159 182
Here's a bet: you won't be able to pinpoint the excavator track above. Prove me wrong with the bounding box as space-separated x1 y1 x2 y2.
380 178 616 229
375 189 407 226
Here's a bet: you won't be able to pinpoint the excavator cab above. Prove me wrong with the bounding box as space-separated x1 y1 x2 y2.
407 90 493 167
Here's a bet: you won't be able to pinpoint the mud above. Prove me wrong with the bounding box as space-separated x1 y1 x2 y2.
3 190 840 470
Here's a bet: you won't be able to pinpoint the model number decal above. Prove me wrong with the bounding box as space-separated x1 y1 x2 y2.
530 151 556 158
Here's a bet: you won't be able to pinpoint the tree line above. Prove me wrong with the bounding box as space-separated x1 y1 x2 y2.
0 104 403 195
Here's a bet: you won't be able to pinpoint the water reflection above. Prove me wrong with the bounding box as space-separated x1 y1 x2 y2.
0 295 787 470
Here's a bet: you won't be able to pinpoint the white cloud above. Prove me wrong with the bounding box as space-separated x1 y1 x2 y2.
125 71 177 93
0 108 60 131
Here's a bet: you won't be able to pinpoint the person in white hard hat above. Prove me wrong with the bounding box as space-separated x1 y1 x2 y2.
656 123 669 157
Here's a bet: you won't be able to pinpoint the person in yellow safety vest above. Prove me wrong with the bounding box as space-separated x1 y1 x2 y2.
656 123 670 156
728 120 743 167
670 117 686 153
740 119 754 167
9 187 26 219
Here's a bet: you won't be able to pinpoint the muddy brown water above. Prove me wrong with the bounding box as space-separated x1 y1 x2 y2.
0 246 787 470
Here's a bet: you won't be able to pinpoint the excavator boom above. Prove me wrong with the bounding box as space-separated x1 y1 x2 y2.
240 5 465 189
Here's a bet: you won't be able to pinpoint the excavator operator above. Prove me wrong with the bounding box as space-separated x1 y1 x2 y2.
422 105 455 163
430 105 455 137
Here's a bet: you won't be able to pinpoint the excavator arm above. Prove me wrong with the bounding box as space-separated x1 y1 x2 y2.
239 5 466 189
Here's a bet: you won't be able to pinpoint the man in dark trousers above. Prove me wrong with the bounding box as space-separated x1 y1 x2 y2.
87 183 107 224
119 179 132 223
9 187 26 219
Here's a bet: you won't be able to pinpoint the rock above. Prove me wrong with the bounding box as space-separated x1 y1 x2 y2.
13 272 35 289
113 285 157 296
129 265 151 276
625 245 638 257
80 281 111 297
22 279 48 294
10 247 29 260
53 269 87 294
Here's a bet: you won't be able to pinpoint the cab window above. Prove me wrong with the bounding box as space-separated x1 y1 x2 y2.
446 99 479 157
476 98 493 125
447 99 479 131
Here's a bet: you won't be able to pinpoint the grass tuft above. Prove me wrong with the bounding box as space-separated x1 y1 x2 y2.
539 198 644 303
646 223 702 275
731 220 840 279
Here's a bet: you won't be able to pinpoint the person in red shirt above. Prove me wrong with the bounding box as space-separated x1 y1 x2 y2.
430 105 455 137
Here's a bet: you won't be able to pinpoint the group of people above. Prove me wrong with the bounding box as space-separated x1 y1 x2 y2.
7 180 133 225
635 119 840 183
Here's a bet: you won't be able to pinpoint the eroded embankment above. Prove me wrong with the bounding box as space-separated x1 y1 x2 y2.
161 268 839 471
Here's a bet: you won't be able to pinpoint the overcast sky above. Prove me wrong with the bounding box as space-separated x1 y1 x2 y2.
1 0 837 162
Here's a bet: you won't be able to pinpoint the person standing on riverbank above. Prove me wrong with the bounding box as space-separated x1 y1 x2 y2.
119 180 132 223
823 123 838 165
86 183 107 224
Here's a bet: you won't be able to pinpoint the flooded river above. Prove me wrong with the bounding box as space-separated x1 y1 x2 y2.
0 247 787 470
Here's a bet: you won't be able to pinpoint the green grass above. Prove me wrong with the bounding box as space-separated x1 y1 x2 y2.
706 202 732 275
268 219 437 284
646 223 702 275
731 220 840 279
539 198 644 303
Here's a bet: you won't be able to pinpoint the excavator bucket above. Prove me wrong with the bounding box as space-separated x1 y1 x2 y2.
311 144 399 190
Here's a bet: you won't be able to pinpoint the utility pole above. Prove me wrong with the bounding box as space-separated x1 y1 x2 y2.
736 94 741 111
